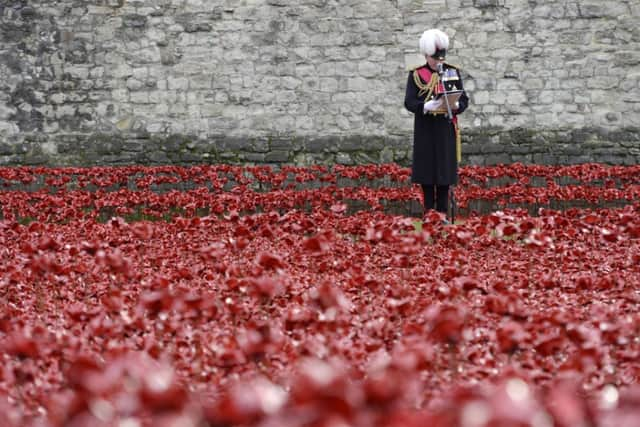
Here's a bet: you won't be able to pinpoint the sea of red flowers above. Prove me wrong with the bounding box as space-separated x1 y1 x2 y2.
1 163 640 427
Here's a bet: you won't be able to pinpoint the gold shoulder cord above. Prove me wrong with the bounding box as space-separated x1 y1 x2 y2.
412 69 440 100
412 69 463 163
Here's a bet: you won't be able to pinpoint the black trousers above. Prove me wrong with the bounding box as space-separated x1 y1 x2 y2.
421 184 449 214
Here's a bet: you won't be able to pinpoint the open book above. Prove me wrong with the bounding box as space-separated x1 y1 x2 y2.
435 90 463 106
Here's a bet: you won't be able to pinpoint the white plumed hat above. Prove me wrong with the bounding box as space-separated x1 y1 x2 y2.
419 29 449 57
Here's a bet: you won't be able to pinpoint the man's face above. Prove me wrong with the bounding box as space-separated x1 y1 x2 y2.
426 54 445 69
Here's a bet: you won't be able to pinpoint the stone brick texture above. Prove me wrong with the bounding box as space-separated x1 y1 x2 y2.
0 0 638 166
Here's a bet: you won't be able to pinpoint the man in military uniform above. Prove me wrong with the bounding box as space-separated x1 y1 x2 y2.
404 28 469 217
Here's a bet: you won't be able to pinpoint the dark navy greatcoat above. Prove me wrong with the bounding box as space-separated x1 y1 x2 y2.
404 63 469 185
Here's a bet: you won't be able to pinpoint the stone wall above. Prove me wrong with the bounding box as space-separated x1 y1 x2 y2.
0 0 639 166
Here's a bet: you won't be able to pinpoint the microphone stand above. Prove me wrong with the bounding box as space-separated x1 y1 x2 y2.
437 62 456 224
437 63 454 122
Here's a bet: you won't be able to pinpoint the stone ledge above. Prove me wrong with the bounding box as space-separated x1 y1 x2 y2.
0 127 638 167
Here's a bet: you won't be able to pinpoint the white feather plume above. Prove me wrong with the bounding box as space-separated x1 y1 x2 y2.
419 29 449 56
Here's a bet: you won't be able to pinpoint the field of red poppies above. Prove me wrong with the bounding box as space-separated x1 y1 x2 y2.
1 163 640 427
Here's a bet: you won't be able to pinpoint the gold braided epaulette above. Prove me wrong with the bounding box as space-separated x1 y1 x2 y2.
407 63 427 72
408 62 459 71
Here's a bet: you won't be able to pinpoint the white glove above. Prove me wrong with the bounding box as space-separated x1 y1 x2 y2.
423 99 442 113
